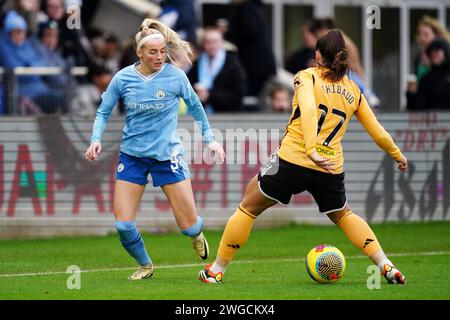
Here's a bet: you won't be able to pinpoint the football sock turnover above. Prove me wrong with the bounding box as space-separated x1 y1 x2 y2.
181 216 203 237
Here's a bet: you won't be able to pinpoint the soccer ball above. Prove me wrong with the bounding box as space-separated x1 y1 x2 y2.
305 244 346 284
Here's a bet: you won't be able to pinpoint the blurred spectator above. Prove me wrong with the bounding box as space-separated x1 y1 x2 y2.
269 86 292 113
226 0 276 98
88 29 121 73
43 0 65 21
214 18 237 52
0 10 65 113
159 0 197 44
70 63 119 117
31 19 68 85
119 39 138 70
408 39 450 111
285 21 316 74
101 32 120 72
32 19 70 107
187 27 246 113
406 16 450 110
116 37 139 114
42 0 95 66
1 0 46 36
76 0 100 27
414 16 450 84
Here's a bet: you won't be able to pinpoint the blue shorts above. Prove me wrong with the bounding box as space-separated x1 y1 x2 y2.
116 152 191 187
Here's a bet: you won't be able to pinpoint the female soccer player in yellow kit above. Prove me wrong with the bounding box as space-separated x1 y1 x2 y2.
199 29 407 285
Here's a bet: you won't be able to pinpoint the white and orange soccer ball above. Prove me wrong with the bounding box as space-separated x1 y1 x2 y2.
305 244 346 284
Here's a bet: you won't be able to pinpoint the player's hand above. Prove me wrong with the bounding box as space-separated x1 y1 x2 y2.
308 151 336 173
206 141 226 163
396 155 408 172
85 142 102 161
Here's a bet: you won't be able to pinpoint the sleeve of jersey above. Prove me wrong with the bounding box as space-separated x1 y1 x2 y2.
297 71 318 157
179 72 215 144
90 74 121 144
355 94 403 161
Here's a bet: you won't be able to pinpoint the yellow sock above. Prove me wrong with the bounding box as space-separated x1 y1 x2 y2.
217 204 256 262
336 211 382 257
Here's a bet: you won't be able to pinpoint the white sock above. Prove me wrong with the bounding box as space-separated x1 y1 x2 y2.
210 262 226 274
370 250 394 271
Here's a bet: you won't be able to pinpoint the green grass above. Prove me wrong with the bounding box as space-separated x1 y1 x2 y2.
0 222 449 300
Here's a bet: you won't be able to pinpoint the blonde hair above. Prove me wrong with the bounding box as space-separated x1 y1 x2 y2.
134 18 193 65
418 15 450 45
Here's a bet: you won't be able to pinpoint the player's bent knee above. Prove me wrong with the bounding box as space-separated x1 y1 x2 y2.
327 206 352 224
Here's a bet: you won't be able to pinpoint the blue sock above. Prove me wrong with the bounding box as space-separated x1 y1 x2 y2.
181 216 203 237
115 220 151 266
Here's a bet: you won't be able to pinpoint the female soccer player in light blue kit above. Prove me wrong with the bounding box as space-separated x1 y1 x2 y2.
85 19 225 280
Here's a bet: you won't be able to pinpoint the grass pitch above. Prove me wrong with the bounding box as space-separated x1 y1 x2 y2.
0 222 449 300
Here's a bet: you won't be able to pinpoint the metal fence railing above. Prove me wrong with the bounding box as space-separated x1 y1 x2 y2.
0 66 267 114
0 67 88 115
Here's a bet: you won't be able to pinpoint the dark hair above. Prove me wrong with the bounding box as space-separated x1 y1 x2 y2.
426 38 450 61
315 29 349 82
309 18 336 35
103 32 119 44
38 20 58 39
87 63 111 81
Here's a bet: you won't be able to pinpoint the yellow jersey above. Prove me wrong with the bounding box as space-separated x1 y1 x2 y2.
278 67 403 174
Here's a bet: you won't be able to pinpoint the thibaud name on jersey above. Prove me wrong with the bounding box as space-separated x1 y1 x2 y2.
321 84 355 104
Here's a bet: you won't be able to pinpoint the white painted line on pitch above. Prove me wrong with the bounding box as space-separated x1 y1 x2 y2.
0 251 449 279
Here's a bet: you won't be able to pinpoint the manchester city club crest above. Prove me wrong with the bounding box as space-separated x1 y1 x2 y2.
156 89 166 99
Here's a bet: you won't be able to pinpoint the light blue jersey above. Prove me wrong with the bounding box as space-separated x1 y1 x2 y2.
91 62 215 160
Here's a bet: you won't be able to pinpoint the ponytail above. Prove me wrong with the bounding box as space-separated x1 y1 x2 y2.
316 29 349 82
134 18 193 65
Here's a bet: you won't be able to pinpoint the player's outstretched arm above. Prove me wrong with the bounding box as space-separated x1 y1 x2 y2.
86 74 121 161
354 94 408 172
